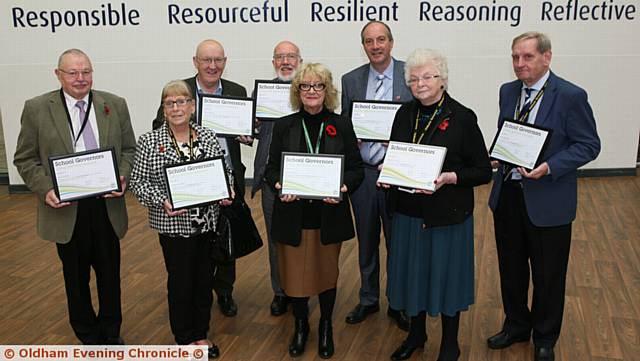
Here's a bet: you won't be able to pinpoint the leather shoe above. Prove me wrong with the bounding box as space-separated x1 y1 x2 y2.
103 337 125 345
390 340 425 361
270 295 289 316
208 344 220 359
289 318 310 357
534 346 554 361
345 303 380 324
387 307 410 332
318 319 334 359
218 294 238 317
487 330 530 349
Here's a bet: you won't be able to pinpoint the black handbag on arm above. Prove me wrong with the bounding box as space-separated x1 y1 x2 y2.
211 196 263 262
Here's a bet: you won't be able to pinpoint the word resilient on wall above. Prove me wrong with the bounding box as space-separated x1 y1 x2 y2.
10 0 638 33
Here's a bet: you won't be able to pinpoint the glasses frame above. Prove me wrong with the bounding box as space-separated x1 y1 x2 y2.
408 74 440 85
163 98 193 108
273 53 300 62
298 83 326 92
196 57 227 66
58 69 93 78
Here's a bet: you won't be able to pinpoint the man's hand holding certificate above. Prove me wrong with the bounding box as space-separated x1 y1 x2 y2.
377 141 447 192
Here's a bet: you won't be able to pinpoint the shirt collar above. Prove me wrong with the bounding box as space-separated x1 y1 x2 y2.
62 90 90 108
523 70 550 92
368 59 394 81
196 77 223 95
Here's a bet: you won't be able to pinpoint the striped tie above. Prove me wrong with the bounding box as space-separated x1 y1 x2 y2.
75 100 98 150
367 74 386 165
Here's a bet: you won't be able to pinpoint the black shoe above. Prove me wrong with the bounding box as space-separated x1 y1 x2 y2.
218 294 238 317
103 337 125 345
390 340 425 361
345 303 380 324
270 295 289 316
534 346 555 361
208 344 220 359
387 308 410 332
437 345 460 361
487 330 530 349
289 318 310 357
318 319 334 359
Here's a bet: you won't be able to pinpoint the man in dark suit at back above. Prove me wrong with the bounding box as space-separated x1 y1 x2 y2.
487 32 600 361
251 40 302 316
152 39 251 317
340 21 413 331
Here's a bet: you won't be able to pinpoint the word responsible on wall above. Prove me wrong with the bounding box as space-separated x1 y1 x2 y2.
9 0 637 33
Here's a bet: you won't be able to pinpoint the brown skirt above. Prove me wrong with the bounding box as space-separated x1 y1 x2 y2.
277 229 342 297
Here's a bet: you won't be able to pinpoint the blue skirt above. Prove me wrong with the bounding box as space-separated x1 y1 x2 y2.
387 214 475 317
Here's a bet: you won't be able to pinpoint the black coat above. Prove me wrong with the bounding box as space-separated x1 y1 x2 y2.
387 92 492 227
265 110 364 246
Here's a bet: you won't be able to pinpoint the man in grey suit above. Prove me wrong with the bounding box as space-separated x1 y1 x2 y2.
152 39 250 317
251 40 302 316
487 32 600 361
341 21 413 331
14 49 136 345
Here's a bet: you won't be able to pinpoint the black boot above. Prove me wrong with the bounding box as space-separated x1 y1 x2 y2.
437 313 461 361
391 313 427 361
318 319 334 359
288 318 309 357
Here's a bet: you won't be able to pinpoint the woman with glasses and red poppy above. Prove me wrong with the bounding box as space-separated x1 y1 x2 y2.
378 49 492 361
265 63 363 359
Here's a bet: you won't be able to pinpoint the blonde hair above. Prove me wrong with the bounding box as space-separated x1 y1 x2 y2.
290 63 338 111
161 80 193 101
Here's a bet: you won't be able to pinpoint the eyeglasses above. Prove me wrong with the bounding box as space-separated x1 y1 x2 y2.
408 74 440 85
163 98 193 108
58 69 93 78
196 57 227 66
298 83 326 92
273 53 300 62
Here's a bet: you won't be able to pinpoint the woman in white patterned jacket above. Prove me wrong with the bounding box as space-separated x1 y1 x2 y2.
129 80 233 359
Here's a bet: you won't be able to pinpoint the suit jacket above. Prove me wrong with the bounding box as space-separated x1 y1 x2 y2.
387 93 492 227
251 77 287 197
340 58 413 118
129 122 232 236
264 111 364 246
14 89 136 243
488 71 601 227
152 76 248 196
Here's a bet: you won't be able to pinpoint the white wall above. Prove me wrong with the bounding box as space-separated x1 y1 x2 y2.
2 0 639 186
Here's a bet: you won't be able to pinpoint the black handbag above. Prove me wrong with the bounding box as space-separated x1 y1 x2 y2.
211 198 263 262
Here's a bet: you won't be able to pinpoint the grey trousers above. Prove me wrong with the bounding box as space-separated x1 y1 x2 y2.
261 184 285 296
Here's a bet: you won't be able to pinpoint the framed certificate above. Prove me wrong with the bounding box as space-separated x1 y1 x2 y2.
163 156 231 211
377 141 447 192
489 119 553 170
49 147 121 202
350 100 403 141
279 152 344 200
198 94 255 137
254 80 294 120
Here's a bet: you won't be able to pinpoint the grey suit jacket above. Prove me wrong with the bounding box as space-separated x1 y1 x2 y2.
14 89 137 243
340 58 413 118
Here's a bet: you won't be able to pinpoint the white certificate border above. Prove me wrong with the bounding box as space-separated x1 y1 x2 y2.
489 118 553 171
350 99 403 142
163 156 231 211
197 94 256 137
49 147 121 202
279 152 344 201
378 141 447 192
254 79 295 121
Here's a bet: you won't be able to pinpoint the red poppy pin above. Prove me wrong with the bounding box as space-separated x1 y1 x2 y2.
103 105 110 116
326 124 337 137
158 144 166 153
438 119 450 131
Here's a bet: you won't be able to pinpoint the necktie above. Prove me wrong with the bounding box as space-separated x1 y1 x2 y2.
518 87 533 123
75 100 98 150
366 74 386 165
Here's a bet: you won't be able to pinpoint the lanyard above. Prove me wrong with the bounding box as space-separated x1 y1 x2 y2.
168 125 195 161
412 95 444 144
60 89 93 147
301 119 324 154
515 79 548 123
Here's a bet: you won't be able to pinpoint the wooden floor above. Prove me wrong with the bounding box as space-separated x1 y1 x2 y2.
1 176 639 361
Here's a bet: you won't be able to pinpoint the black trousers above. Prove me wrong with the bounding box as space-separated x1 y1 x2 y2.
159 232 214 345
494 181 572 348
212 258 235 297
56 198 121 345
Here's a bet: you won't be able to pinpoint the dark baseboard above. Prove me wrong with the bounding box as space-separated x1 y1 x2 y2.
8 184 31 193
577 168 636 177
0 172 8 185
